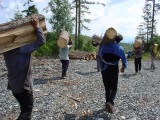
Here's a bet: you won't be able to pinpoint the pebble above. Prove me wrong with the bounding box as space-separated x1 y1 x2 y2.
0 57 160 120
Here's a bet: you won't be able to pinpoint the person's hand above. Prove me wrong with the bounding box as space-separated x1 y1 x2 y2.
31 16 40 28
120 67 125 73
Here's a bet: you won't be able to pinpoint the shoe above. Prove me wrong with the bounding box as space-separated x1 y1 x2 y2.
61 76 66 79
106 102 113 114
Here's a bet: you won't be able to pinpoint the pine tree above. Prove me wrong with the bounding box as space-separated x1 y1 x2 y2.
45 0 74 37
72 0 105 50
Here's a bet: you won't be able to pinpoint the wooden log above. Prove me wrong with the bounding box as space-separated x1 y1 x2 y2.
69 51 97 60
92 35 102 46
57 31 69 48
0 14 47 54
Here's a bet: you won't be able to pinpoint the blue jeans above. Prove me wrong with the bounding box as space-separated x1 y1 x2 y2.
60 60 69 77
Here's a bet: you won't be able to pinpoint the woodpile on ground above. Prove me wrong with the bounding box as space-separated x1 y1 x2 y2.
69 51 96 60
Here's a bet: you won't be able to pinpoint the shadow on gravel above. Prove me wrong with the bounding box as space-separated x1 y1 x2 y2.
143 67 155 71
120 73 136 78
75 71 98 76
64 108 111 120
33 77 64 85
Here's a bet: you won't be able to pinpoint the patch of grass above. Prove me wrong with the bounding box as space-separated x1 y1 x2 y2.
142 52 150 61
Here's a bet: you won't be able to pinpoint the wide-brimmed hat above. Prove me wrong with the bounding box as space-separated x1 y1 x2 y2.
134 39 142 48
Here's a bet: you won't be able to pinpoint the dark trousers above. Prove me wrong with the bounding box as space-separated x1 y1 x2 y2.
13 90 33 120
60 60 69 77
134 57 142 73
101 68 118 105
96 55 100 72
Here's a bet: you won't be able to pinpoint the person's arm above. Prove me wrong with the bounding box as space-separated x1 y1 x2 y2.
20 16 45 53
68 44 72 49
120 48 128 72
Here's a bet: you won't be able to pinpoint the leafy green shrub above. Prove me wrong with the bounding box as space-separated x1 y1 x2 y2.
83 40 95 52
33 32 59 57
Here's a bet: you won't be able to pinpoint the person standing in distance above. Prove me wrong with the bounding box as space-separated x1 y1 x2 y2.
3 16 45 120
133 39 144 74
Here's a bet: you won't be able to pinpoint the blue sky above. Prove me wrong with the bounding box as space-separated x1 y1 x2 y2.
0 0 160 43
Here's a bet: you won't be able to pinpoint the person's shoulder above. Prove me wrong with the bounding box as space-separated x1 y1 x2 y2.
118 45 124 51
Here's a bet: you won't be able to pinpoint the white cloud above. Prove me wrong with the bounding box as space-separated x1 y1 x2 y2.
34 0 45 2
81 0 146 43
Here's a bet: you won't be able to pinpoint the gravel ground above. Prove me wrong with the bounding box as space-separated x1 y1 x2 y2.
0 56 160 120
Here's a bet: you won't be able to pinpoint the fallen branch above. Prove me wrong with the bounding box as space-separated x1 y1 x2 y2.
66 94 81 102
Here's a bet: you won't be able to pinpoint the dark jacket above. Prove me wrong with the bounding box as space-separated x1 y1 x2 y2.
3 27 45 93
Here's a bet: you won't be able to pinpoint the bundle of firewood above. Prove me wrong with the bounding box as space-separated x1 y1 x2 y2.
0 14 47 54
69 51 96 60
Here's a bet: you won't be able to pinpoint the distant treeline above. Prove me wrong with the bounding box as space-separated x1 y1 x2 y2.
34 32 160 57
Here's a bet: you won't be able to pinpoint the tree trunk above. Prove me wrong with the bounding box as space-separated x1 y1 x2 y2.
74 0 78 50
0 14 47 54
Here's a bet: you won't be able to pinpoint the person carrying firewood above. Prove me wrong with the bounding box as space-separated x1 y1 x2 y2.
133 39 145 74
99 28 127 114
150 42 158 70
3 16 45 120
92 35 102 72
59 37 73 79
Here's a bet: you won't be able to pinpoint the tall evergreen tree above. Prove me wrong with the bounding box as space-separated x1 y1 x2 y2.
138 0 160 44
72 0 105 50
45 0 74 37
142 1 152 44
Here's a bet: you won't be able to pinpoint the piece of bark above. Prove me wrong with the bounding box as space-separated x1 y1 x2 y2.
0 14 47 54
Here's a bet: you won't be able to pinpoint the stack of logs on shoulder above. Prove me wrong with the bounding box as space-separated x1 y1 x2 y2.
69 51 96 60
0 14 47 54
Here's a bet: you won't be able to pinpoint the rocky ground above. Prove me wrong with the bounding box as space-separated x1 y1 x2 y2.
0 56 159 120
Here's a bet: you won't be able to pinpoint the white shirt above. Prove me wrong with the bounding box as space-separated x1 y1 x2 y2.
59 45 72 60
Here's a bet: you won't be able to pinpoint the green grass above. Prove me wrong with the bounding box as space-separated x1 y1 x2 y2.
127 52 151 61
142 52 150 60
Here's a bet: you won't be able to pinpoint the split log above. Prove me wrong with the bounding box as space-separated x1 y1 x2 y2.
0 14 47 54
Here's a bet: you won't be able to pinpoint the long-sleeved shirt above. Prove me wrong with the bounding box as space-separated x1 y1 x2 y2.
133 45 144 58
99 42 127 71
59 45 72 60
3 27 45 93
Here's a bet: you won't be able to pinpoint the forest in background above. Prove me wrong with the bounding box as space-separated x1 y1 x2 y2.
0 0 160 57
